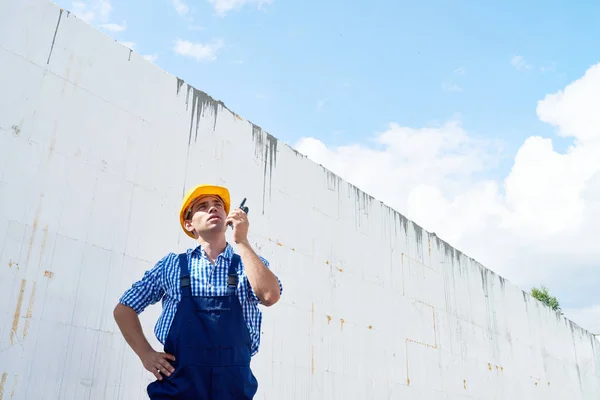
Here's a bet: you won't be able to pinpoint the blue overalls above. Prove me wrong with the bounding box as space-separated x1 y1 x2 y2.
147 253 258 399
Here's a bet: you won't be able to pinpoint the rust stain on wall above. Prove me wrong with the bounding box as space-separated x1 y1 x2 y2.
23 281 37 338
463 379 467 389
311 345 315 375
340 318 345 330
326 315 331 324
405 299 438 349
44 270 54 279
10 280 26 345
368 325 373 330
9 374 18 399
405 340 410 386
404 335 438 389
406 338 437 349
0 372 7 399
38 226 48 268
326 260 343 272
428 236 431 261
25 219 38 266
25 194 44 267
488 363 492 371
48 122 58 159
268 237 295 252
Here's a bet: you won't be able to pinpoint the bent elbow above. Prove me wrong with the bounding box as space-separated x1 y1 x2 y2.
261 291 281 307
113 302 134 321
113 303 124 321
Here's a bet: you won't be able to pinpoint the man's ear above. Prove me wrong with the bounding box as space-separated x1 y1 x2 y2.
183 220 195 234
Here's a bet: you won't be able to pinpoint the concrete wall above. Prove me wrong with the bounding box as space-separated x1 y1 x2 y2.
1 0 599 398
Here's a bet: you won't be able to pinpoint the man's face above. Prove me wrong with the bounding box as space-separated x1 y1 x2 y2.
184 195 228 237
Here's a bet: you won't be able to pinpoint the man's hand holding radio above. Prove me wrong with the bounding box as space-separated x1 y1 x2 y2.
226 207 250 245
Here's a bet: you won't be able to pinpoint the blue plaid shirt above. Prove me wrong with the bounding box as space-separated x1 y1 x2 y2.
119 243 282 356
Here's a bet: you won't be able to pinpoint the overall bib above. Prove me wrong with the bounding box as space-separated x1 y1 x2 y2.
147 253 258 399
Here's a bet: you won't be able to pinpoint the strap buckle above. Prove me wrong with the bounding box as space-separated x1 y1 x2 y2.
227 274 238 287
180 276 191 288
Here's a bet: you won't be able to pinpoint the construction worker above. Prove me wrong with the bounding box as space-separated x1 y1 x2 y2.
113 184 283 399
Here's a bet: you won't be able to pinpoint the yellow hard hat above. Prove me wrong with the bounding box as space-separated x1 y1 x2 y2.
179 184 231 238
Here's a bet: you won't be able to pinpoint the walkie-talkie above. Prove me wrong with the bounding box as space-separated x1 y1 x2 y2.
239 198 249 215
228 198 249 229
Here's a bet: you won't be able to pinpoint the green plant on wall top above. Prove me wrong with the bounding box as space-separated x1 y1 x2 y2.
531 285 562 313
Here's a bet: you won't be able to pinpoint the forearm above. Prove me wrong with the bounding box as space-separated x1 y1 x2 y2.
236 241 281 306
113 303 154 358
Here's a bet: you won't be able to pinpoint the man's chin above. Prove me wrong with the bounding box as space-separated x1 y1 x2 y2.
197 225 227 237
207 222 226 232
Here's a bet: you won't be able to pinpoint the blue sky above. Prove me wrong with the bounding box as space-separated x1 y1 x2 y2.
56 0 600 332
59 0 599 162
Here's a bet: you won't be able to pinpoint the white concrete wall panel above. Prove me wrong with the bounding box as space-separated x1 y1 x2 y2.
1 0 600 399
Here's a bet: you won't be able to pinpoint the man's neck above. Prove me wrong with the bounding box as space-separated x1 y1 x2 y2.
196 236 227 263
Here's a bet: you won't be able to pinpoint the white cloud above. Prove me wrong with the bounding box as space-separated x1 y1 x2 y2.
100 22 126 32
454 67 467 75
511 55 533 70
295 119 499 214
173 39 223 62
293 62 600 334
72 0 112 23
142 54 158 62
171 0 190 16
118 41 136 50
207 0 272 16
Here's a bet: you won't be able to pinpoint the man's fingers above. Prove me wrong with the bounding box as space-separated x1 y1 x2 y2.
152 368 162 381
153 363 169 377
229 209 246 219
234 209 247 219
159 359 174 374
156 365 170 377
163 352 176 362
226 214 246 224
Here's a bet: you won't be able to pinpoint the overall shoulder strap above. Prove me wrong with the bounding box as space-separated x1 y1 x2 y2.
227 254 240 292
178 252 192 296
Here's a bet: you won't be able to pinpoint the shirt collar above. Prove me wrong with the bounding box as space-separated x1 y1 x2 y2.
189 242 233 261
